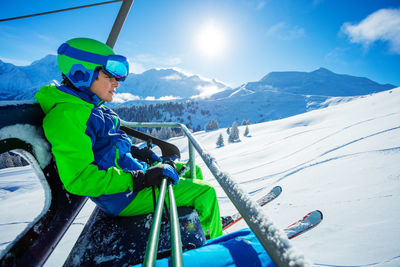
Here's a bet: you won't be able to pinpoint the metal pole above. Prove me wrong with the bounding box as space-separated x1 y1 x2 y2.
188 140 196 179
106 0 134 48
178 124 309 267
168 184 183 267
143 178 168 267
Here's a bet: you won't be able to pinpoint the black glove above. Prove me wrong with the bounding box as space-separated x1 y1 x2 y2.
131 146 162 165
131 164 179 193
162 158 177 171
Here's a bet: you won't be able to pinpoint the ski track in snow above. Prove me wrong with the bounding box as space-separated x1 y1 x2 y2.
222 144 400 197
232 112 399 178
0 221 30 226
233 125 400 188
275 146 400 183
314 255 400 267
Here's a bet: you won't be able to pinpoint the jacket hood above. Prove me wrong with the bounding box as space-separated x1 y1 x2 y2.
35 85 101 114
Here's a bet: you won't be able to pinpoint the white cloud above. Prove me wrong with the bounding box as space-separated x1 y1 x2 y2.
191 85 224 99
159 95 182 101
341 8 400 54
145 95 182 101
130 61 146 74
112 93 140 103
266 22 305 40
161 74 182 80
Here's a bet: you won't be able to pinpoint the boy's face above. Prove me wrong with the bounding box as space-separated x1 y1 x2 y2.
89 70 119 102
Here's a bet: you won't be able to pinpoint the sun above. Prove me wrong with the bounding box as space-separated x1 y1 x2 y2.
196 21 226 59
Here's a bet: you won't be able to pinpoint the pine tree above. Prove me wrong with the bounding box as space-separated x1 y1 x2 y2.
151 128 159 138
0 152 14 169
244 125 250 137
228 121 240 143
216 133 224 147
242 120 251 126
160 127 168 139
205 119 219 131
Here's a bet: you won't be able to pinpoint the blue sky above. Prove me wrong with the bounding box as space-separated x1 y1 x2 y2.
0 0 399 88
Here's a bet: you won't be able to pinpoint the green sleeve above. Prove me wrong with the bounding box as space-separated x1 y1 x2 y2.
42 103 133 197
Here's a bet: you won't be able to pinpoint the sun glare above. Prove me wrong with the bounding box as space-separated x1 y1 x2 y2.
196 22 226 59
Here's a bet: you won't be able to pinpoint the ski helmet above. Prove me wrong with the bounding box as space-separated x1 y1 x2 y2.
57 37 129 89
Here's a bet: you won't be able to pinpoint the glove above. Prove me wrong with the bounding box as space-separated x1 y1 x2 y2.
131 146 162 165
138 161 148 172
147 164 179 185
131 164 179 193
162 158 177 172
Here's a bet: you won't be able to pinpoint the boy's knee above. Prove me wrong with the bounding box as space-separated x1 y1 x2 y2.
203 183 217 198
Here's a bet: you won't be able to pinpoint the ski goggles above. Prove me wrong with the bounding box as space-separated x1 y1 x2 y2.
58 43 129 81
101 55 129 81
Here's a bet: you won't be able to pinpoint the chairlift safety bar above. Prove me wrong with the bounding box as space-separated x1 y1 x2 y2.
121 120 308 267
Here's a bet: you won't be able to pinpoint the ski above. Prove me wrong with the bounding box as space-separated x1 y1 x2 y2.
222 185 282 230
283 210 323 239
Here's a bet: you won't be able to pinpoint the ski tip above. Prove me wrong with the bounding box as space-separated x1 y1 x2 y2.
315 210 323 220
273 185 282 194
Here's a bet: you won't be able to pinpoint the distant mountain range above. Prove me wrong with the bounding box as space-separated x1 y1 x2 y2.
0 55 229 101
0 55 395 102
0 55 397 130
212 67 395 99
0 55 59 100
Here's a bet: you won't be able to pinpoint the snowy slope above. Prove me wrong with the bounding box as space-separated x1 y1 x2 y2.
0 166 45 251
1 87 400 266
168 87 400 266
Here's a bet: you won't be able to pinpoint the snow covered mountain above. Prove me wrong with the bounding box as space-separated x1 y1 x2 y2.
116 68 229 100
0 56 229 101
212 67 395 99
0 55 59 100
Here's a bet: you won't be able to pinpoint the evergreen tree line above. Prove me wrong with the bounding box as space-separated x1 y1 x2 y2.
114 102 186 122
0 152 29 169
114 101 205 131
205 120 219 131
131 127 184 143
113 101 252 133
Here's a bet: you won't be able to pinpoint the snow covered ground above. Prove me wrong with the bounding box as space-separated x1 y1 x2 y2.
1 87 400 266
0 166 45 251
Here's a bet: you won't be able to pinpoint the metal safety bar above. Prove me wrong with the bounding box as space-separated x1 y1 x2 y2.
168 183 184 267
143 178 168 266
143 178 183 267
121 120 308 267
